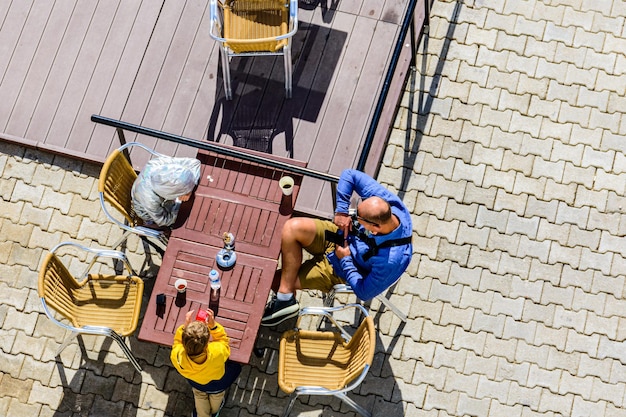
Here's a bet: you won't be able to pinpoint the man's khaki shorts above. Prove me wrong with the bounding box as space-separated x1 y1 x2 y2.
297 219 346 292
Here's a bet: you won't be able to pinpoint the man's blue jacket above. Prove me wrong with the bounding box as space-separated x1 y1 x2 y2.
326 169 413 301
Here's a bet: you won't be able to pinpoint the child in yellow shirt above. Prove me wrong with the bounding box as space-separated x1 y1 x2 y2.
171 309 241 417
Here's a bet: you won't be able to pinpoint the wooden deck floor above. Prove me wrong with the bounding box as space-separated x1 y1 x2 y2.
0 0 424 216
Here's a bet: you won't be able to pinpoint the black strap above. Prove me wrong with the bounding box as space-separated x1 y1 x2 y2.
362 235 412 261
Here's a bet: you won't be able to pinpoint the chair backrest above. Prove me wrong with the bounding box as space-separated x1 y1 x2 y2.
223 0 289 53
98 149 142 226
343 315 376 386
38 253 81 326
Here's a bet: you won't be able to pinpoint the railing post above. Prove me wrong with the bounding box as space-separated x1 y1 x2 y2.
331 182 337 211
116 128 132 162
424 0 430 35
410 13 416 68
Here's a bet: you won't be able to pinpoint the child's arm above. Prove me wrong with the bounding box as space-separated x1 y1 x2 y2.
208 322 230 360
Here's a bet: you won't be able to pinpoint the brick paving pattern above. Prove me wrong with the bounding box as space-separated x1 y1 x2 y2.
1 0 625 416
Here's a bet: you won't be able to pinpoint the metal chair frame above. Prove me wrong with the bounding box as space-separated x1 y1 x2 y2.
39 242 144 372
209 0 298 100
98 142 169 249
323 281 408 322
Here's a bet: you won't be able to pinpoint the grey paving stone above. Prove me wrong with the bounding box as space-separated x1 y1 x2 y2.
509 275 543 303
584 268 625 297
517 236 551 263
572 27 608 53
527 364 562 391
581 250 617 277
560 265 594 292
577 354 614 381
584 312 619 339
506 381 542 410
537 389 574 415
572 396 608 417
5 400 42 417
572 288 607 317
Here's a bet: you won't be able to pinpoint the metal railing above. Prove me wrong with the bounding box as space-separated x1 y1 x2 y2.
91 115 340 184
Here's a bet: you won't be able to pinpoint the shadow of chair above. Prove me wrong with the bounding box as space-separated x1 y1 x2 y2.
278 304 375 417
38 242 144 372
98 142 169 250
206 89 296 156
209 0 298 100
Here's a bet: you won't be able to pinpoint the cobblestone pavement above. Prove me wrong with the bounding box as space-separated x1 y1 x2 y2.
1 0 626 416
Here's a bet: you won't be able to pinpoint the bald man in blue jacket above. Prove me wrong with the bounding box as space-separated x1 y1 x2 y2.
262 169 413 326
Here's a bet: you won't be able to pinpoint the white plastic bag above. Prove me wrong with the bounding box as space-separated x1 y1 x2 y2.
131 156 201 226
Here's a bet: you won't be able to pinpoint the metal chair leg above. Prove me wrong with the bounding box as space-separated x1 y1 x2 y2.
56 331 79 356
281 392 299 417
284 45 292 99
376 293 407 322
110 332 142 372
110 230 132 251
221 47 232 100
317 289 336 329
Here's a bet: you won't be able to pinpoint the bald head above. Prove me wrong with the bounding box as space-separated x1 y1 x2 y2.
358 197 392 225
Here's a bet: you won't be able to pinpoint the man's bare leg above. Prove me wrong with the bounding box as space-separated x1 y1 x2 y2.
275 217 317 295
262 217 317 326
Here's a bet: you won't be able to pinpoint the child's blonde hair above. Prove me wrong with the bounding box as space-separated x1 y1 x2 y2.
182 321 209 357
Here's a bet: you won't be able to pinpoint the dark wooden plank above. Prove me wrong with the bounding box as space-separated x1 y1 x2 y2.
162 1 216 139
311 14 374 172
330 19 398 170
140 0 209 157
180 24 220 140
64 0 145 154
24 2 99 142
335 0 361 16
45 1 121 149
118 0 188 151
0 0 34 85
364 0 427 176
294 11 368 215
2 0 74 136
88 0 167 159
0 0 52 133
360 0 384 20
380 0 406 25
0 0 14 31
174 187 296 257
290 10 353 162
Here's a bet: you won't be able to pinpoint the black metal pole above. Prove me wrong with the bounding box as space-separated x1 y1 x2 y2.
91 114 340 184
356 0 422 171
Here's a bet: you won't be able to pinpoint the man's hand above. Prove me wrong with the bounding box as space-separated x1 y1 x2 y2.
334 244 351 259
333 212 351 238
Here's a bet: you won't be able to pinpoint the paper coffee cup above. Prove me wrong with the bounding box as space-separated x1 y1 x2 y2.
174 278 187 293
279 176 294 196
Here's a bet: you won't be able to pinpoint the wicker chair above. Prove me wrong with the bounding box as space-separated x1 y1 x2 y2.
38 242 144 372
278 304 375 417
209 0 298 100
98 142 168 249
